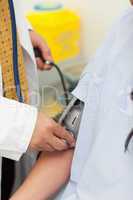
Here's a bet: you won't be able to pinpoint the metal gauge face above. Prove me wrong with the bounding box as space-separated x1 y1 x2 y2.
59 97 84 139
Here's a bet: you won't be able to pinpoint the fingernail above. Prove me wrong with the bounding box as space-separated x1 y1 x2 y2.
71 142 75 148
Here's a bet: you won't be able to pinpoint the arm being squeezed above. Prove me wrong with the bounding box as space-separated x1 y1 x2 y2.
10 149 74 200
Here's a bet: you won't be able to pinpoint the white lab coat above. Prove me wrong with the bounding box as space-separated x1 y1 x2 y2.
0 0 39 197
56 6 133 200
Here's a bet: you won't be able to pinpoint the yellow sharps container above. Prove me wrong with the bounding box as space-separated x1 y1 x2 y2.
27 2 81 63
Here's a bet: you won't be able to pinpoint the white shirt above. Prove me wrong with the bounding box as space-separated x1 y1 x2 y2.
56 6 133 200
0 0 39 195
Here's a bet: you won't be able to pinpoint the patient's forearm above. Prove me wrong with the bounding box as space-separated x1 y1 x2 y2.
10 149 74 200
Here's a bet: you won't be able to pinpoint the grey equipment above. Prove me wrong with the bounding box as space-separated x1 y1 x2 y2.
34 48 84 138
59 96 84 139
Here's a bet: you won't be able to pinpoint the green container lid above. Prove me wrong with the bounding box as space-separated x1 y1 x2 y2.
34 2 63 11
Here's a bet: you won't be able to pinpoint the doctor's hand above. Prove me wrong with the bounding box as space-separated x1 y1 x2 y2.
29 30 53 70
29 112 75 152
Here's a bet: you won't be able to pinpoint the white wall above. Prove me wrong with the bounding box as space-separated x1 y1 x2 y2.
59 0 130 61
23 0 130 61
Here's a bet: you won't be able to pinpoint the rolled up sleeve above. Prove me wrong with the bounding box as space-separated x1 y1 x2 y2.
72 72 90 103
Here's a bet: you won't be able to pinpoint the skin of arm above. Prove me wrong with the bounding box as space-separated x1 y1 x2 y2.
10 149 74 200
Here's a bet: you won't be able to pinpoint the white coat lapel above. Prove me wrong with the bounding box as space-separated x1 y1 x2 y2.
13 0 36 65
0 65 3 96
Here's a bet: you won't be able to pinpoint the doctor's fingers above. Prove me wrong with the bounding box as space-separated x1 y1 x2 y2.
36 57 52 71
43 144 55 152
48 136 69 151
54 125 75 148
39 41 53 61
38 41 54 69
37 143 55 152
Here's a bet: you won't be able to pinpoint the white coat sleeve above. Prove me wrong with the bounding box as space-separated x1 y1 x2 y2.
13 0 33 31
25 18 33 30
0 97 37 161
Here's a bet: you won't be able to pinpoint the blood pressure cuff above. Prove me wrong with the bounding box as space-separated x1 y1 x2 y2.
59 96 84 139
